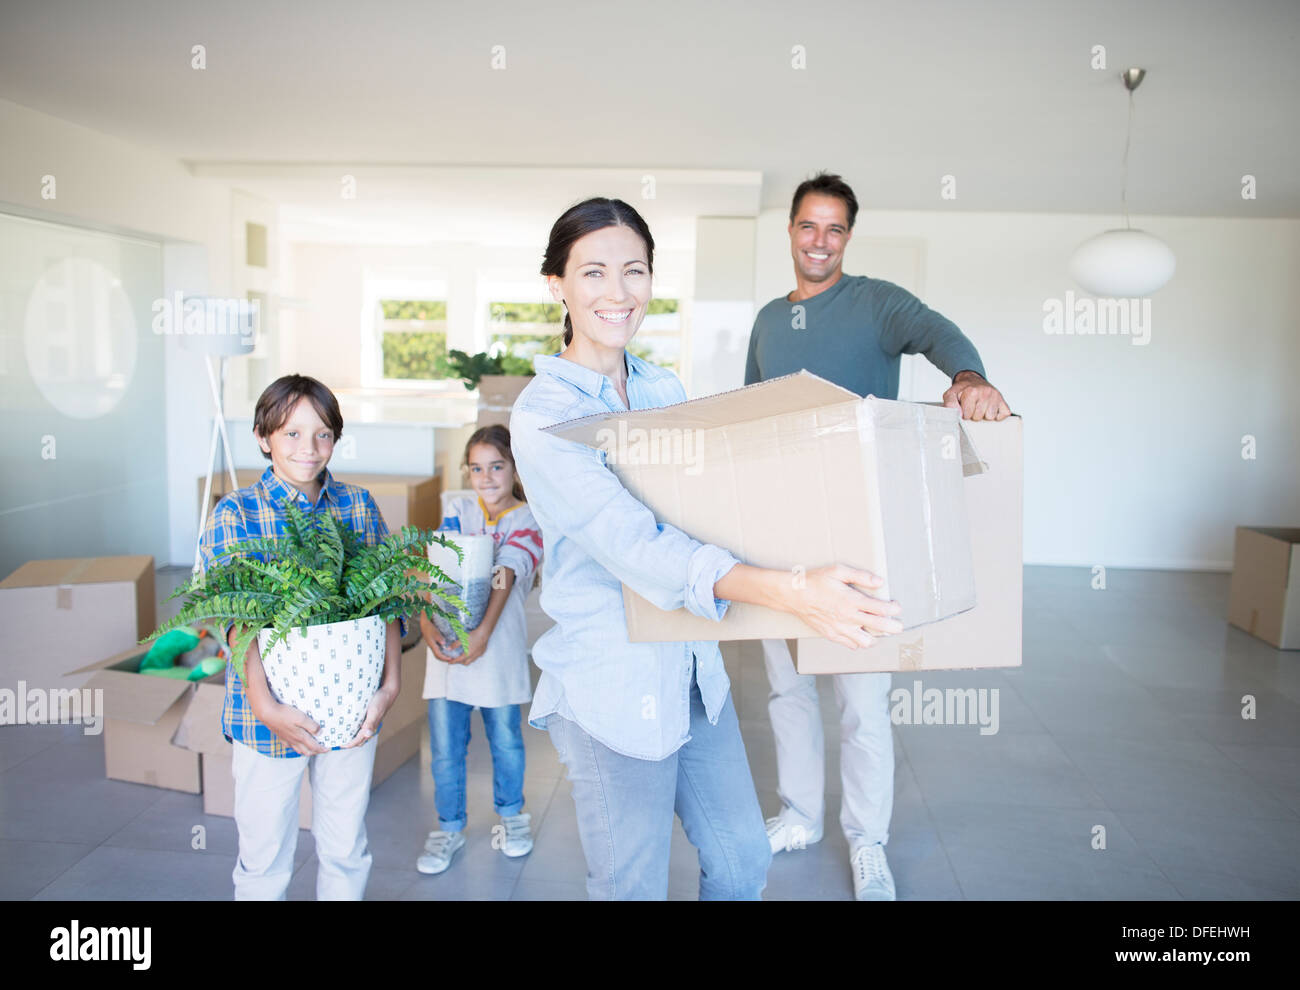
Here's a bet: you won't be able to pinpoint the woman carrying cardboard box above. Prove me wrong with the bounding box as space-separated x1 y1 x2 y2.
509 197 904 900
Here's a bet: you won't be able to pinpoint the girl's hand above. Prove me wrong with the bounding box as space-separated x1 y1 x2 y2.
344 683 398 748
458 624 491 666
785 565 903 650
428 633 463 664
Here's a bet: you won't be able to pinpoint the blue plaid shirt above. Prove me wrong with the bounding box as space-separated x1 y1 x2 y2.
198 466 405 758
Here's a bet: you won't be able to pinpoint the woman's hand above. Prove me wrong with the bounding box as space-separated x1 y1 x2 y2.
253 698 329 756
715 563 903 650
344 683 397 748
787 565 903 649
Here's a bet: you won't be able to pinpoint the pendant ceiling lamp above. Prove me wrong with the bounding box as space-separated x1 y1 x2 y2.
1069 68 1176 297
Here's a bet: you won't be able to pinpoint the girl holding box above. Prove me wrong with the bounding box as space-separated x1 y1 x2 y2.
416 425 543 875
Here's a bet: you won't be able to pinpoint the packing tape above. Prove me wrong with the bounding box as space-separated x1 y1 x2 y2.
55 557 99 607
897 635 925 670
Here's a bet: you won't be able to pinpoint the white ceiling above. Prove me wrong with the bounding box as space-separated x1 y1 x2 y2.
2 0 1297 225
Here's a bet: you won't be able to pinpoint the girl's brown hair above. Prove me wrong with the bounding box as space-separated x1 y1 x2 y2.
465 424 525 502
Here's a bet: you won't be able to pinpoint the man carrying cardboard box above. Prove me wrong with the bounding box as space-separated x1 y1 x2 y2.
745 172 1011 901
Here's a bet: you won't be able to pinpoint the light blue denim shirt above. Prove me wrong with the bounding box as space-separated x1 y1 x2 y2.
510 351 741 761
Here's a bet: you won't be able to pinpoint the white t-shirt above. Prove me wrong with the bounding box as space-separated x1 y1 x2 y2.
422 495 542 708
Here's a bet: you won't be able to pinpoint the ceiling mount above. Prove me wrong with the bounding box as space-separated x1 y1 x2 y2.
1122 67 1146 92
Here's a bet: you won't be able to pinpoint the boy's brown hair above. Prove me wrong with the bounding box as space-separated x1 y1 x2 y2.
253 374 344 459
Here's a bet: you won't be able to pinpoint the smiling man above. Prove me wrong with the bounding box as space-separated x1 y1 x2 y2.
744 172 1010 901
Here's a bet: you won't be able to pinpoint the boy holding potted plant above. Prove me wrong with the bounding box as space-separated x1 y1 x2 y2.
195 374 412 900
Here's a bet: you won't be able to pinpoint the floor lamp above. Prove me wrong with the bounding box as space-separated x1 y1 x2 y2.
187 300 257 575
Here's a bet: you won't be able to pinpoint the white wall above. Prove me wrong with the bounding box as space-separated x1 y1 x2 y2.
0 98 234 569
754 208 1300 569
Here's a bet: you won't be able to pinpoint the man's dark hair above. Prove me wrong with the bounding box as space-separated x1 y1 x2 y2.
789 172 859 229
253 374 344 459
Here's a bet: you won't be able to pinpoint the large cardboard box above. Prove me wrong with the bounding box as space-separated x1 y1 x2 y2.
477 375 532 428
1227 527 1300 650
67 644 222 791
544 372 983 665
796 413 1023 674
0 556 156 721
175 640 429 828
199 470 442 532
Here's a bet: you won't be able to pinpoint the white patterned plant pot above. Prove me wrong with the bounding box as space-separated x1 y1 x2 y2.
426 533 494 650
258 615 386 749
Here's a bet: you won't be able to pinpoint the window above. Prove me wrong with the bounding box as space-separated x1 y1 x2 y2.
485 297 684 375
378 299 449 382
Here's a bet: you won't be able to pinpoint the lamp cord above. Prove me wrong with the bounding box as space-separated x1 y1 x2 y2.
1121 89 1135 230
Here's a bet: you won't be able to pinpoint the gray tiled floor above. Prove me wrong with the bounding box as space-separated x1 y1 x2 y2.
1 565 1297 900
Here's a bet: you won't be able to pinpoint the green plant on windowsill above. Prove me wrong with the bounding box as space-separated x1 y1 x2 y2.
440 347 536 390
142 500 468 681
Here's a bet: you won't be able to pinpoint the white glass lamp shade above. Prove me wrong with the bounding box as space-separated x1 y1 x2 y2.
176 295 258 355
1069 229 1176 297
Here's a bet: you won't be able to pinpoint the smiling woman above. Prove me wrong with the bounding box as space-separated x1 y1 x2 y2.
507 197 902 901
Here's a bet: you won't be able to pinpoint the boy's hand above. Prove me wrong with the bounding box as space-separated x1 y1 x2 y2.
254 699 328 756
345 684 398 747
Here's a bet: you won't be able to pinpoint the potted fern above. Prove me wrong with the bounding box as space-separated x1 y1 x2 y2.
144 501 467 748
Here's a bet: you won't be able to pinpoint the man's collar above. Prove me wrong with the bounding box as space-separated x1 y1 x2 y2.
533 349 671 398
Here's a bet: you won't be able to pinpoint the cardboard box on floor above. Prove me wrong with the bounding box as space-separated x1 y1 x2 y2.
1 556 156 722
198 471 442 532
1227 527 1300 650
545 371 1023 674
174 640 429 829
476 375 532 428
66 644 221 791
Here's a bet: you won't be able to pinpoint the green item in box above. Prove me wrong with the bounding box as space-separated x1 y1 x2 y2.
139 628 200 671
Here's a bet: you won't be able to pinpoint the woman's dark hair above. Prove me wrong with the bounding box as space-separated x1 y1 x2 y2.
540 197 655 347
465 423 525 502
789 171 859 230
253 374 343 458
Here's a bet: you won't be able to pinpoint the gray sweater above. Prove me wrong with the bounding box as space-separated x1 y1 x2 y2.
744 274 985 398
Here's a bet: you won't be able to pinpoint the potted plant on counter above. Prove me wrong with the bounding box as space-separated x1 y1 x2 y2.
142 502 466 748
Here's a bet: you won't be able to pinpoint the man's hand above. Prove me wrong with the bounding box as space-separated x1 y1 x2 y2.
942 370 1010 421
344 683 397 748
253 699 328 756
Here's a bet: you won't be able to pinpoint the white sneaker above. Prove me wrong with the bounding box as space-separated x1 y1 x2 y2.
416 829 466 875
498 812 534 858
766 814 824 855
851 842 896 901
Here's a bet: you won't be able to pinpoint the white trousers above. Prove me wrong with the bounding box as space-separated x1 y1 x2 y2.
231 735 377 900
761 638 894 847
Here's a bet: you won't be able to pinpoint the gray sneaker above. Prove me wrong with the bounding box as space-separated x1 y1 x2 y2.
851 842 896 901
498 812 534 858
417 829 466 875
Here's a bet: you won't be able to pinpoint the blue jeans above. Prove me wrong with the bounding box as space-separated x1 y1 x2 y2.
427 699 525 832
546 673 771 900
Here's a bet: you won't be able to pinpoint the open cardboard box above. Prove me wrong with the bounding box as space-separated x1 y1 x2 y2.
545 371 1022 674
1 556 156 721
1227 526 1300 650
174 639 430 829
67 643 221 792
